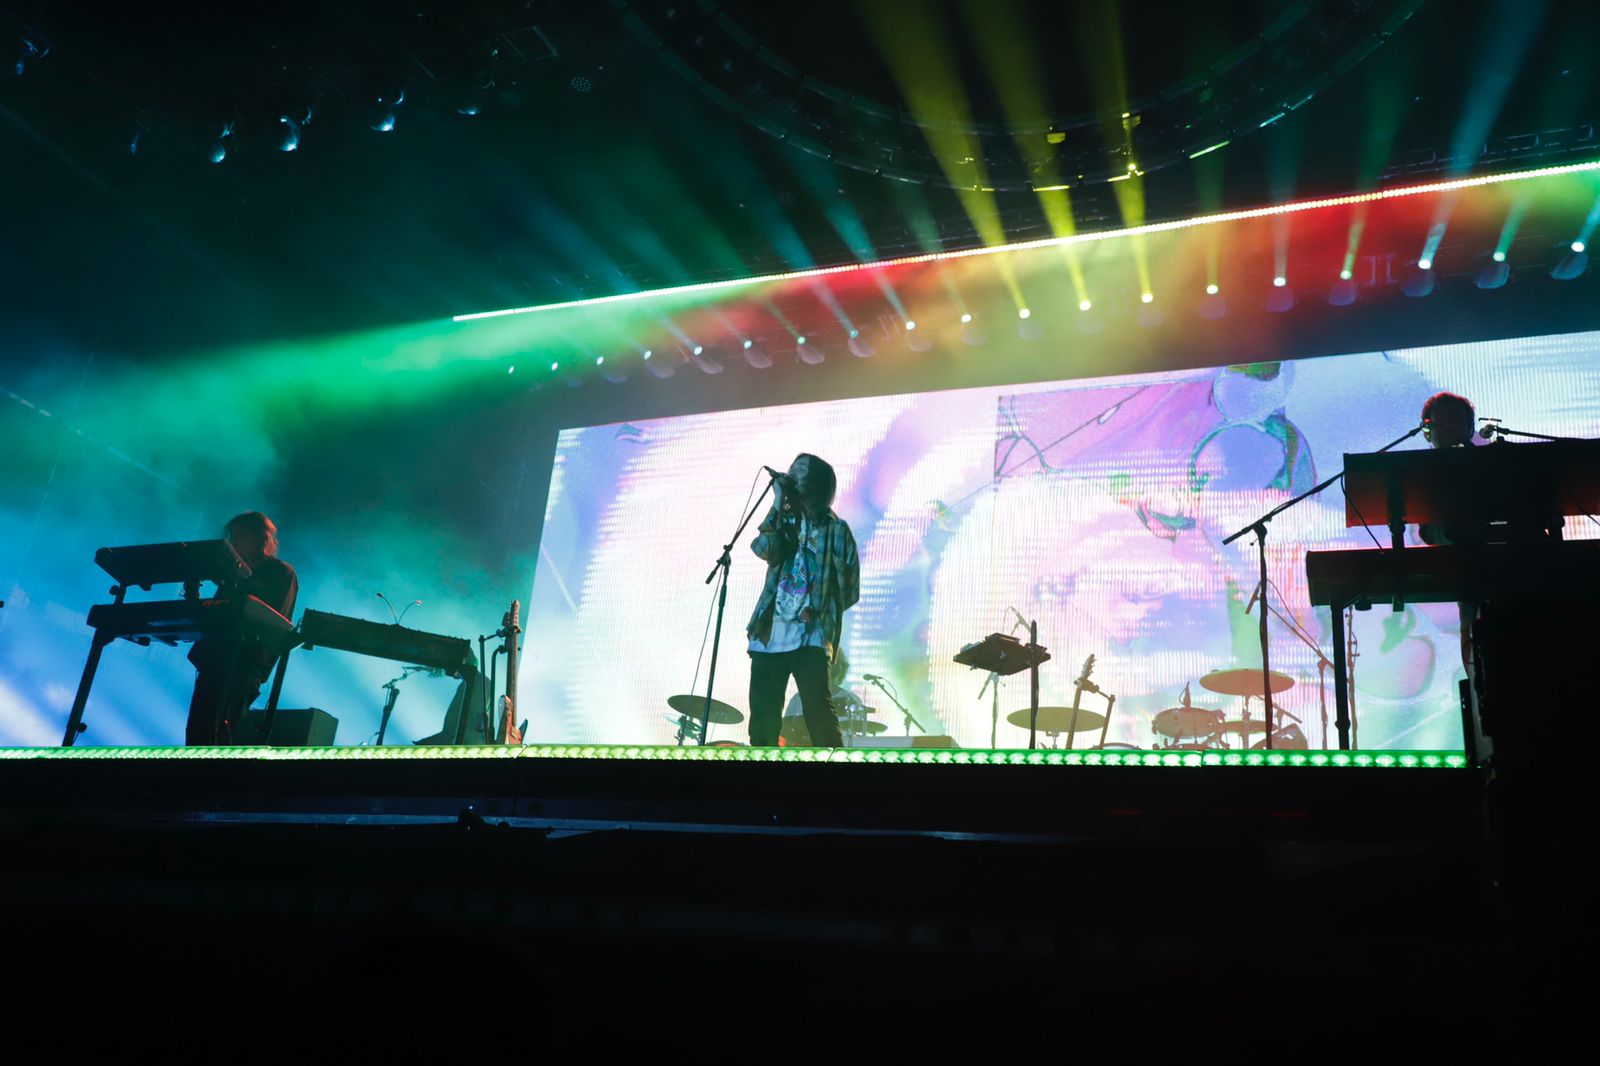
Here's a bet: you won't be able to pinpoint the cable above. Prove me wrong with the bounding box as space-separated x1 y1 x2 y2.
1340 473 1389 551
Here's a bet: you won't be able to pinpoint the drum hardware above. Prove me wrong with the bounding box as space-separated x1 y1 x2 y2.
666 694 744 746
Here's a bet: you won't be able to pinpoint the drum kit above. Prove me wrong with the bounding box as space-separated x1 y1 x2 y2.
1147 669 1306 751
666 664 1311 750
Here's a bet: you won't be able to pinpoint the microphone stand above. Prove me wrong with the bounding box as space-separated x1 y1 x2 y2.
1223 423 1423 750
700 475 779 745
977 670 1000 748
866 676 926 737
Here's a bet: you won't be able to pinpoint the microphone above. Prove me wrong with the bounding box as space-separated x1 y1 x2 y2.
1478 417 1502 440
1244 582 1262 616
863 673 885 683
763 465 796 484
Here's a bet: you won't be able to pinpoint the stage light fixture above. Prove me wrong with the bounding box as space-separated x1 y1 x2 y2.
744 343 773 369
796 335 807 345
1140 292 1154 303
960 312 972 323
1417 257 1433 271
642 349 653 360
1022 307 1036 318
1328 278 1358 306
507 365 515 374
276 115 302 152
1198 292 1227 320
797 341 826 365
549 361 558 371
742 339 753 349
1402 265 1436 297
1551 248 1588 280
1273 276 1287 287
1265 285 1296 313
1475 260 1509 289
849 328 860 338
595 356 604 365
15 37 45 77
848 334 875 358
1492 250 1507 262
905 320 917 331
1339 269 1353 280
690 345 724 374
1573 241 1587 254
370 89 405 133
207 122 234 165
1205 283 1219 295
1076 301 1090 312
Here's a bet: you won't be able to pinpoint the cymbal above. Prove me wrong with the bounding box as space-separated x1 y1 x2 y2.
666 694 745 725
841 720 889 735
1198 669 1295 698
1151 706 1223 739
838 705 879 717
1005 707 1108 734
1213 719 1269 735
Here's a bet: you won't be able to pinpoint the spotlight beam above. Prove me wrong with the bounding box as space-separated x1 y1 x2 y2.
453 158 1600 322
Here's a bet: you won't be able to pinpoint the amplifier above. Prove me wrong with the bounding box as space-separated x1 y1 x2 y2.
238 708 338 746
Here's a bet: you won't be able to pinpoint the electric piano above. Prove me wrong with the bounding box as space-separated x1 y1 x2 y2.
259 609 480 744
1306 437 1600 755
62 541 295 746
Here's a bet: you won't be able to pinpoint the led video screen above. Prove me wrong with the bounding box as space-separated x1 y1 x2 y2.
523 331 1600 751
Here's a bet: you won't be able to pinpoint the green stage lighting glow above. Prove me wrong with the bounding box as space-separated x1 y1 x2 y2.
1573 241 1587 253
1492 251 1506 262
450 159 1600 322
1020 307 1033 319
1339 269 1353 280
0 746 1470 768
1076 300 1090 312
1188 140 1230 160
1140 292 1154 303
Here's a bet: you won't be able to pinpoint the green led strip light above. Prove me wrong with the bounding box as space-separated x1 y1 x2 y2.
452 158 1600 322
0 745 1467 768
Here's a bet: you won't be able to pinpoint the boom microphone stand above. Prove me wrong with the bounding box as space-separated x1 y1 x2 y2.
1223 422 1424 750
700 473 779 745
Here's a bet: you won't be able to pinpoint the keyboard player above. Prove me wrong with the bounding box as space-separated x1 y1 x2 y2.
186 512 299 745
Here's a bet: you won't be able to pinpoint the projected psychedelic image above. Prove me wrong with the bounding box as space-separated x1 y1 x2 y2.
524 332 1600 751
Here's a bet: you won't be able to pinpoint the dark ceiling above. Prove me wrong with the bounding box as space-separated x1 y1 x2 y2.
1 0 1594 358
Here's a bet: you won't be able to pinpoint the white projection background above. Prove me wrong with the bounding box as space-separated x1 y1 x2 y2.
522 331 1600 750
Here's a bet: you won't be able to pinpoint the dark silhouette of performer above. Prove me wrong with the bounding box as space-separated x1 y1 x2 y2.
186 511 298 745
746 454 859 747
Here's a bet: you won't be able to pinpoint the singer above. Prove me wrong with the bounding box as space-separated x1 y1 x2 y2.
746 454 859 747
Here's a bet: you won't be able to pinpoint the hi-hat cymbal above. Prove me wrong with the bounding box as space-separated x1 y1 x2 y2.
1198 669 1295 698
1005 707 1108 734
666 694 745 725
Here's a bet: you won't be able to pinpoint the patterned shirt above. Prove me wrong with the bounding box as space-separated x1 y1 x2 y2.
746 504 859 662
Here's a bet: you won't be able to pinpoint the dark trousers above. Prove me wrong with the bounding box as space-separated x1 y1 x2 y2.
749 647 842 747
186 640 263 746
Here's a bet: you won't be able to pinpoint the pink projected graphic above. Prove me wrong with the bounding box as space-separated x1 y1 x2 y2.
523 333 1600 751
